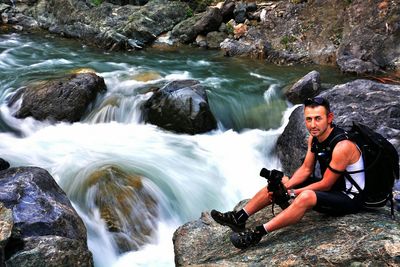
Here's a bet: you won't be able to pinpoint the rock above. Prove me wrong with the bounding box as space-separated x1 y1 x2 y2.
0 167 93 266
233 2 246 24
278 79 400 176
171 13 203 44
172 7 223 44
336 2 400 74
23 0 189 50
105 0 148 6
13 73 106 122
0 203 13 265
206 31 227 49
173 205 400 266
276 106 308 176
285 70 322 104
143 80 217 134
195 34 207 47
220 0 235 22
220 36 270 58
84 165 159 253
0 158 10 171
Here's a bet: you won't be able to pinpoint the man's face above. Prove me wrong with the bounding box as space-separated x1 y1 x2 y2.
304 106 333 139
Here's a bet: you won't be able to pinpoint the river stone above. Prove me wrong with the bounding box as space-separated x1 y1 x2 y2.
143 79 217 134
85 165 159 253
14 73 106 122
0 167 93 266
173 205 400 266
285 70 322 104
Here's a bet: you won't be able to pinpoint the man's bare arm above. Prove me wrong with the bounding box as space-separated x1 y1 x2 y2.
284 135 315 189
292 140 356 194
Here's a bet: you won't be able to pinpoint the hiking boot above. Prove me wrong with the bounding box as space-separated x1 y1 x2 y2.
210 209 246 232
230 228 263 249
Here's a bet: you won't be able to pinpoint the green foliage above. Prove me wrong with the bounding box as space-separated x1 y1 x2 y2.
186 7 193 18
91 0 103 6
280 35 296 46
225 22 234 35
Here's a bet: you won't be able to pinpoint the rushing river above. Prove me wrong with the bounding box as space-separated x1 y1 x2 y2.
0 32 351 266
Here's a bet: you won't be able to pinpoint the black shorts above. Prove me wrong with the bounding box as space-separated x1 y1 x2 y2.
294 177 364 216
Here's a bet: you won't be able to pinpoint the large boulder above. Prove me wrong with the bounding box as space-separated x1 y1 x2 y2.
278 79 400 176
0 167 93 266
12 73 106 122
142 79 217 134
171 7 223 44
173 203 400 266
83 165 159 253
336 2 400 74
284 70 322 104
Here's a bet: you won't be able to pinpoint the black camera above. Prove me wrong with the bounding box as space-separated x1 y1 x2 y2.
260 168 290 210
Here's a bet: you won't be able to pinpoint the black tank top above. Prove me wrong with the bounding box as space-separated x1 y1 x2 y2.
311 126 348 191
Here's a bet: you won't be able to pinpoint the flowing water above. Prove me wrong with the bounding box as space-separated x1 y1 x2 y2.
0 32 351 266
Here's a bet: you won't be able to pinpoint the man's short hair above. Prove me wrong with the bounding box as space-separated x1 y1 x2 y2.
304 97 331 113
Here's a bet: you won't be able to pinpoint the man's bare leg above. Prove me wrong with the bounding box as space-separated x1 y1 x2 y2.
244 176 290 215
264 190 317 232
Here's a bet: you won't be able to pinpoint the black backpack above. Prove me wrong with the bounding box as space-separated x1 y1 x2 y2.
341 122 399 218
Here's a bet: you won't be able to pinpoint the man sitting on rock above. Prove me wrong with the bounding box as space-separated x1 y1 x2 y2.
211 97 366 249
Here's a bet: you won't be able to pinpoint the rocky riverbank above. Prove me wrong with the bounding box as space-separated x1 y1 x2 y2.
173 203 400 266
1 0 399 74
173 76 400 266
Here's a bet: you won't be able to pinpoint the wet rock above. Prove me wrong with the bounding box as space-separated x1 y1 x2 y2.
285 70 322 104
13 73 106 123
0 167 93 266
0 158 10 171
143 79 217 134
174 205 400 266
85 165 159 253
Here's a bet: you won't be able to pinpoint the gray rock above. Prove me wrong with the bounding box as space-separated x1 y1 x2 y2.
276 106 308 176
105 0 148 6
143 80 217 134
233 2 246 24
206 31 227 49
174 206 400 266
0 167 93 266
220 0 235 22
171 7 223 44
285 70 322 104
14 73 106 122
